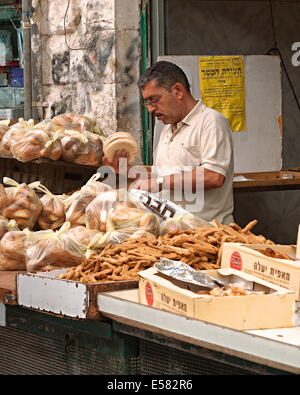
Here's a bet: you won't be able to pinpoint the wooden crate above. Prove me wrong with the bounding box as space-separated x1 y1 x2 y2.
0 156 96 194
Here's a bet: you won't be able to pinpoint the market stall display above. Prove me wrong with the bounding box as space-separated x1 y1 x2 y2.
0 114 106 167
0 172 277 277
58 218 275 283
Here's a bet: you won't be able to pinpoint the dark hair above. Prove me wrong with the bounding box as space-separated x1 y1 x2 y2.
138 61 191 93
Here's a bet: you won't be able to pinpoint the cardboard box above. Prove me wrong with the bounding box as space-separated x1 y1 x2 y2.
139 267 295 330
221 243 300 300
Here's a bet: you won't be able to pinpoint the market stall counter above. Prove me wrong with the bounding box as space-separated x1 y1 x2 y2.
1 258 300 375
97 287 300 375
233 170 300 192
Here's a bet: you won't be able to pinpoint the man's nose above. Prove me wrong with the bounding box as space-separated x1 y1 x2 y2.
147 104 156 113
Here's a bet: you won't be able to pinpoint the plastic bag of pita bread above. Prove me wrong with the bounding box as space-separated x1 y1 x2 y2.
0 229 26 270
51 113 97 133
24 222 87 272
36 184 66 230
1 177 43 230
85 188 136 232
86 204 160 256
60 129 103 166
64 174 112 227
2 118 61 162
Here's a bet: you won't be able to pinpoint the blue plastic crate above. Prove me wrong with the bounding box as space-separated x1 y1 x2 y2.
11 67 24 87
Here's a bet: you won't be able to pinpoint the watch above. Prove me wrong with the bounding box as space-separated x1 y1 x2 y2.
156 176 164 192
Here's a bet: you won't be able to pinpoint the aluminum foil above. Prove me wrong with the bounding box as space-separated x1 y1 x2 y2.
154 258 229 290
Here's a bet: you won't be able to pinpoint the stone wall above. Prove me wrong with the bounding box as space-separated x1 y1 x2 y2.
31 0 142 153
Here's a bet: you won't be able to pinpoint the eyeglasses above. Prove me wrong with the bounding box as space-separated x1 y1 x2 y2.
142 83 174 107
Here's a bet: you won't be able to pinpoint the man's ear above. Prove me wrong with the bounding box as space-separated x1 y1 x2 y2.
172 82 185 99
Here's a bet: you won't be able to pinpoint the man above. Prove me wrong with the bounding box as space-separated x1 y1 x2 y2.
103 61 234 224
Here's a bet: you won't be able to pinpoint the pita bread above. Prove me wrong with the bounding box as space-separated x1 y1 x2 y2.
103 132 139 163
104 132 136 147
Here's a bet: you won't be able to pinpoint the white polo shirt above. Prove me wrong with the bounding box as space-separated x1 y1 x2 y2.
153 99 234 224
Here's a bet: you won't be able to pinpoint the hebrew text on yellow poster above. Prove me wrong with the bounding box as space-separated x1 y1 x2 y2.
199 56 246 132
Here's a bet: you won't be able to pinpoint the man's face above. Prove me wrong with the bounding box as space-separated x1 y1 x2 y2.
141 80 182 125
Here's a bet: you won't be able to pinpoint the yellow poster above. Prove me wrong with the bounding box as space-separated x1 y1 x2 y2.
199 56 246 132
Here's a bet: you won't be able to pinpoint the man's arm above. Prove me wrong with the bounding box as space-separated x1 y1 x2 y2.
167 167 225 191
132 166 225 194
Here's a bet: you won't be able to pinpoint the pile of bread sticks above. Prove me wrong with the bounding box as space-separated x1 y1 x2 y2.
58 219 275 283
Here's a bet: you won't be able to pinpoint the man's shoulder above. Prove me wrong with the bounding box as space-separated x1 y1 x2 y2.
199 105 231 129
201 104 227 119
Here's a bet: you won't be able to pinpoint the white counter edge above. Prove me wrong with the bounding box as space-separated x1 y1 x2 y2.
97 292 300 374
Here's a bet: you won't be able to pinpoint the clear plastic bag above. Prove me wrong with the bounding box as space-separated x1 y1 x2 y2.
0 229 26 270
0 216 19 240
64 174 112 227
160 212 213 236
64 226 101 247
60 130 103 166
51 113 97 133
2 118 61 162
0 120 10 142
85 189 136 232
1 120 26 152
86 205 160 255
10 128 61 162
2 177 43 230
0 183 7 213
25 222 87 272
36 184 66 230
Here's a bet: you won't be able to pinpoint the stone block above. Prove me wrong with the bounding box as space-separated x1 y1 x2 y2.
42 35 70 85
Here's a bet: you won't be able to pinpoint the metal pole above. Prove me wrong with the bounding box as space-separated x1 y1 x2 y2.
22 0 32 120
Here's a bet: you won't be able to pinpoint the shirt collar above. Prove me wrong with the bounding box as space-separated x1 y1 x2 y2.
166 99 204 136
182 99 204 126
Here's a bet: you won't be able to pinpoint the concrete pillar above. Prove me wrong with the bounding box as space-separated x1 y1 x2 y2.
31 0 142 161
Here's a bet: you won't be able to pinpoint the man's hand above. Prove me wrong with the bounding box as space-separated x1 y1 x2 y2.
102 150 130 176
130 176 161 194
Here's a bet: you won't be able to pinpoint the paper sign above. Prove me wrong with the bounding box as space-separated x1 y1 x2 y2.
199 56 246 132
